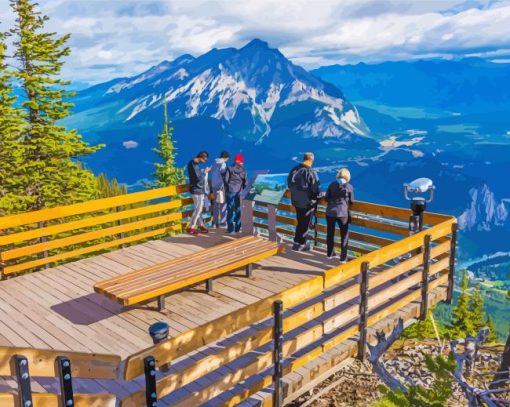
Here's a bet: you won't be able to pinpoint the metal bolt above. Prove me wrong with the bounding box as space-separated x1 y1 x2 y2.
150 360 155 367
64 373 71 380
151 392 157 398
22 373 29 380
66 401 73 406
24 402 31 407
20 360 27 366
63 361 70 367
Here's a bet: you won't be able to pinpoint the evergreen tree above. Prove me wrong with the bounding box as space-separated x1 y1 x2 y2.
485 315 498 343
451 271 474 337
97 173 127 198
0 31 28 215
470 284 485 332
9 0 103 212
151 98 185 188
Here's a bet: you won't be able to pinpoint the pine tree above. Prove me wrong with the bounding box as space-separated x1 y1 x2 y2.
9 0 103 212
151 98 185 188
485 315 497 343
97 173 127 198
0 31 29 215
470 284 485 333
451 270 474 337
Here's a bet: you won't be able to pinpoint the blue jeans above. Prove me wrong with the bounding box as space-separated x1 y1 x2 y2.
226 192 241 233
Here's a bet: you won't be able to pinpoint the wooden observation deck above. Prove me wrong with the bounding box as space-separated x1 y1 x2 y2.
0 185 457 406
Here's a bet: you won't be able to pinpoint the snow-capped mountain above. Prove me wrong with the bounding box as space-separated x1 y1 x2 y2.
459 185 509 231
64 39 374 183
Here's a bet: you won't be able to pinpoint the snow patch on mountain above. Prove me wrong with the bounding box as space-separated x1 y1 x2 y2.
458 185 509 231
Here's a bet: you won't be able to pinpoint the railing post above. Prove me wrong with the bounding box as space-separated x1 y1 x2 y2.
39 221 50 269
358 261 369 361
446 223 458 304
273 300 284 407
116 206 126 248
420 234 432 320
57 356 74 407
144 356 158 407
14 355 33 407
267 203 277 241
241 198 254 235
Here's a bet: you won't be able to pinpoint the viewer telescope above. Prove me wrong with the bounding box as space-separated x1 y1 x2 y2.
403 178 435 235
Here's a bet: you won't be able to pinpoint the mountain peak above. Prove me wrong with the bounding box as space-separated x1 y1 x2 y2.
241 38 270 50
173 54 195 65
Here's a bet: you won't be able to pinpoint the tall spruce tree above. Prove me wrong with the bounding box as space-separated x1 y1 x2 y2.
451 271 474 337
151 98 185 188
470 284 486 332
0 31 28 215
9 0 103 212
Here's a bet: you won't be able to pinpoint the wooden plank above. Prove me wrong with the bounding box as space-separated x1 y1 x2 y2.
368 252 423 290
115 245 283 306
0 184 189 229
2 224 182 274
324 218 455 288
2 211 192 261
0 347 120 378
123 275 324 380
429 256 450 276
172 324 324 407
0 393 116 407
430 240 450 259
0 198 192 246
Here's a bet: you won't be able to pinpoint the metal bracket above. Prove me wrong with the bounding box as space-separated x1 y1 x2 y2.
14 355 33 407
273 300 284 407
57 356 74 407
245 264 253 278
206 278 213 293
358 261 369 361
144 356 158 407
157 295 165 312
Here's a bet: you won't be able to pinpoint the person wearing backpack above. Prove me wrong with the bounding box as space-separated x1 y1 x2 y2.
325 168 354 263
210 151 230 228
186 150 211 235
224 154 247 233
287 152 320 251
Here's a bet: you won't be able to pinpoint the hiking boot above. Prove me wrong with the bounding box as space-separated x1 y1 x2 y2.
292 243 301 251
187 228 199 236
198 226 209 234
327 253 337 259
299 244 311 252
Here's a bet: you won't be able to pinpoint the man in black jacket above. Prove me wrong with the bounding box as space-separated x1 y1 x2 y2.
187 151 210 235
225 154 247 233
287 152 320 251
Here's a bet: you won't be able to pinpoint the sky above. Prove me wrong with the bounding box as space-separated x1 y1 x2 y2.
1 0 510 85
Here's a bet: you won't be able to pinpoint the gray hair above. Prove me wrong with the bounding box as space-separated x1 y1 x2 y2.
303 152 315 161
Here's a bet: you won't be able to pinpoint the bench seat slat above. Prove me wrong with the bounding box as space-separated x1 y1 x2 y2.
109 241 279 298
94 236 283 306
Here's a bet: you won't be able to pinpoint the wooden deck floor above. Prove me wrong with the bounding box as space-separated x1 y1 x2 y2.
0 229 449 405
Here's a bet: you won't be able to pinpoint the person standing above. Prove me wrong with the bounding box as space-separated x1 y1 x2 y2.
225 154 247 234
210 151 230 228
325 168 354 263
287 152 320 251
187 151 210 235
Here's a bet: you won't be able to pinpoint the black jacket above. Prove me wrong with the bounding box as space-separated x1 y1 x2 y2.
287 163 320 208
225 163 247 194
325 181 354 219
187 159 206 195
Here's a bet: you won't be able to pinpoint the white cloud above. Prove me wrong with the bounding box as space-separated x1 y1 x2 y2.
2 0 509 84
122 140 139 149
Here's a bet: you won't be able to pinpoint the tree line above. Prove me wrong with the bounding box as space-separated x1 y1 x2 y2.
0 0 182 217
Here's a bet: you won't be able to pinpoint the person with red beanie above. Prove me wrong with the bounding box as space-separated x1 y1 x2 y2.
224 154 247 233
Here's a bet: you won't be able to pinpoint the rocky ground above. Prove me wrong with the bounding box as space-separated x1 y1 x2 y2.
289 339 505 407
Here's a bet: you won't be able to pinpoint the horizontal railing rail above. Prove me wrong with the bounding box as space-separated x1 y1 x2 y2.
0 185 214 277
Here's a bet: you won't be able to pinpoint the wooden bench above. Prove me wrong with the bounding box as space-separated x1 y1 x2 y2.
94 236 284 310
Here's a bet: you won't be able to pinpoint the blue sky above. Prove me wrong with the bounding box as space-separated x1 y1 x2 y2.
2 0 510 84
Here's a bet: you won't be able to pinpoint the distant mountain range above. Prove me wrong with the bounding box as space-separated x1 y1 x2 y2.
62 41 510 270
63 39 374 183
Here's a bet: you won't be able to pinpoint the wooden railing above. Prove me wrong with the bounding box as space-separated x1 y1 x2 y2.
117 210 456 406
0 185 457 405
0 185 209 277
0 346 120 406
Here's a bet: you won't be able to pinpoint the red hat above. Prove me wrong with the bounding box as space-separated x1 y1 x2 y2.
234 154 244 164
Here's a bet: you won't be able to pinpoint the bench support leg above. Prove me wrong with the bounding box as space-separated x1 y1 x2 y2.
206 279 213 293
246 264 253 278
157 295 165 312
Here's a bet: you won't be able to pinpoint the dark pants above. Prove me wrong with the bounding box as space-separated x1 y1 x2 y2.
294 206 314 245
326 216 349 260
226 192 241 232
